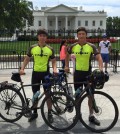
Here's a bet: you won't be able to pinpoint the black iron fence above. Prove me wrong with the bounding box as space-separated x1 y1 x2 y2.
110 49 119 72
0 49 119 72
0 30 120 72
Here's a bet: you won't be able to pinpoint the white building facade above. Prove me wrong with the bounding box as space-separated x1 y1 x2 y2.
25 4 107 33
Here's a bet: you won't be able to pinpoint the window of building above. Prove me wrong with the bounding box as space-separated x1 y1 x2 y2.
78 20 81 26
92 20 95 26
68 21 70 26
100 20 103 26
31 19 34 26
38 21 41 26
58 21 61 26
85 20 88 26
49 21 52 26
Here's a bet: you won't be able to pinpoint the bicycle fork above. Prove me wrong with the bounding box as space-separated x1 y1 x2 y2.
92 98 99 113
88 88 99 113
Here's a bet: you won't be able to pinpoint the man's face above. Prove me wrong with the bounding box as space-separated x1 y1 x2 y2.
103 37 107 41
38 34 47 43
77 31 87 41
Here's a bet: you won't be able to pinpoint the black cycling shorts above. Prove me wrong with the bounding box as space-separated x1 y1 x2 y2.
74 70 94 93
31 71 49 94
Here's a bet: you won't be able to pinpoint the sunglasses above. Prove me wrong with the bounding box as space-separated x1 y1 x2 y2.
80 47 83 55
40 49 43 57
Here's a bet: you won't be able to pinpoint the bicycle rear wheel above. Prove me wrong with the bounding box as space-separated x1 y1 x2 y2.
79 91 119 133
0 86 24 122
41 92 78 132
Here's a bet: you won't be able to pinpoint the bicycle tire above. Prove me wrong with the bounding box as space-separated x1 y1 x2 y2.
0 86 24 122
41 92 78 132
78 90 119 133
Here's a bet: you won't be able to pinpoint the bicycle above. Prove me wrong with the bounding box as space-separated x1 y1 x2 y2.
45 69 72 95
0 71 79 132
52 69 119 133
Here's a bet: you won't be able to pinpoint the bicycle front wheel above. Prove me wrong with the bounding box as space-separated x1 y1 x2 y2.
0 86 24 122
41 92 78 132
79 91 119 133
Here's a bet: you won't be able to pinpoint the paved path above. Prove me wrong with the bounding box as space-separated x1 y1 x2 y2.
0 68 120 134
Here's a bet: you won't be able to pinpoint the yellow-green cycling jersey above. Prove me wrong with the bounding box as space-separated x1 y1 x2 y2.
68 43 99 71
27 44 55 72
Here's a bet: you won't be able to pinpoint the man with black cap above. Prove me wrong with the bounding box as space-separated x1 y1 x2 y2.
20 29 57 123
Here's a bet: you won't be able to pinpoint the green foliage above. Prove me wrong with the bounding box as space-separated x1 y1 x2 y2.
0 0 33 32
17 35 37 41
106 17 120 37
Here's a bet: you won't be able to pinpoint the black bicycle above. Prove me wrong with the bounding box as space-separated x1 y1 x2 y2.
52 69 119 133
0 72 78 132
45 69 73 95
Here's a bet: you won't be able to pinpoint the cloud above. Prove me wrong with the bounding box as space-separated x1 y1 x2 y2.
30 0 120 17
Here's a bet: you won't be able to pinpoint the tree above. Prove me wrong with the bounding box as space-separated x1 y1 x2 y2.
0 0 33 32
106 16 120 37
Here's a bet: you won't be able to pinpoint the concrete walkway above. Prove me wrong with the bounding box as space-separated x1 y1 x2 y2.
0 68 120 134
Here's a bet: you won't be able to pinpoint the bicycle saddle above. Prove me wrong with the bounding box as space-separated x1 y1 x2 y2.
11 71 21 82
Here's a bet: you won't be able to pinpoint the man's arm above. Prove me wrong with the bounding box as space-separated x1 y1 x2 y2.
95 54 103 71
20 55 30 74
65 52 70 72
98 46 101 53
51 58 57 73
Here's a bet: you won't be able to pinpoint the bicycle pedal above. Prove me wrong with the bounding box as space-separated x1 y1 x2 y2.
16 112 22 117
67 107 73 113
56 107 64 115
24 112 32 118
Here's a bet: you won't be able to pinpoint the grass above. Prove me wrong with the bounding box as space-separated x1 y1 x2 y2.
0 41 120 55
0 41 61 54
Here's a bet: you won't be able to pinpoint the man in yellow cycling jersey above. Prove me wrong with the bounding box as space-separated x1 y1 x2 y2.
65 27 103 126
20 29 57 123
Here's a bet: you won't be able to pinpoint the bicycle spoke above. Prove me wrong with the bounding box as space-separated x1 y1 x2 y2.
41 92 78 132
79 91 119 133
0 88 24 122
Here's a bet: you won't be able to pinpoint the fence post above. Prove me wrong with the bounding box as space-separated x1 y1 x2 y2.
114 49 119 73
18 52 22 69
111 49 119 73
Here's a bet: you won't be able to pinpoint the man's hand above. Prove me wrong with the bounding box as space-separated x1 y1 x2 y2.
19 69 25 75
64 66 70 73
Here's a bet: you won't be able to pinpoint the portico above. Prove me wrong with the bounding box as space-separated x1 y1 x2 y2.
25 4 107 33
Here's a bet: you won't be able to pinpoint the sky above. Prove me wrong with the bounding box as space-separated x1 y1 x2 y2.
30 0 120 17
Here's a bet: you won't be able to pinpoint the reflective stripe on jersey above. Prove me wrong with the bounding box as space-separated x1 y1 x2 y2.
68 43 99 71
27 44 55 72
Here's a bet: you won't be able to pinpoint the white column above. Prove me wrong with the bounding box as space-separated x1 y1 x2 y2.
75 17 78 30
74 17 78 38
65 16 68 30
44 16 48 30
55 16 58 30
55 16 58 36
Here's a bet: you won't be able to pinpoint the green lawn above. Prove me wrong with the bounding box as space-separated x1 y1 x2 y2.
0 41 120 55
0 41 61 54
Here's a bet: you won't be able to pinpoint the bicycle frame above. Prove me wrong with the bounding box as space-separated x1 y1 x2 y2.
13 80 52 110
55 69 94 98
54 70 97 111
10 73 72 114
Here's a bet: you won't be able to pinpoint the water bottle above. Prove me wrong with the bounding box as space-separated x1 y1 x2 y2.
74 87 82 98
68 85 73 98
32 91 40 102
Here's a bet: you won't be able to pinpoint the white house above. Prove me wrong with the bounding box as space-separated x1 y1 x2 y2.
25 4 107 36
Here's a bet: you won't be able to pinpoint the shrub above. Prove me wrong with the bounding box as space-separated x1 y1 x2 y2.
17 35 37 41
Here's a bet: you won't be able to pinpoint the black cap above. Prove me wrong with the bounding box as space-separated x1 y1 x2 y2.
37 29 48 36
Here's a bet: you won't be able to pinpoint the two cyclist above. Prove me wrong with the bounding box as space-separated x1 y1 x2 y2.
20 27 104 126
